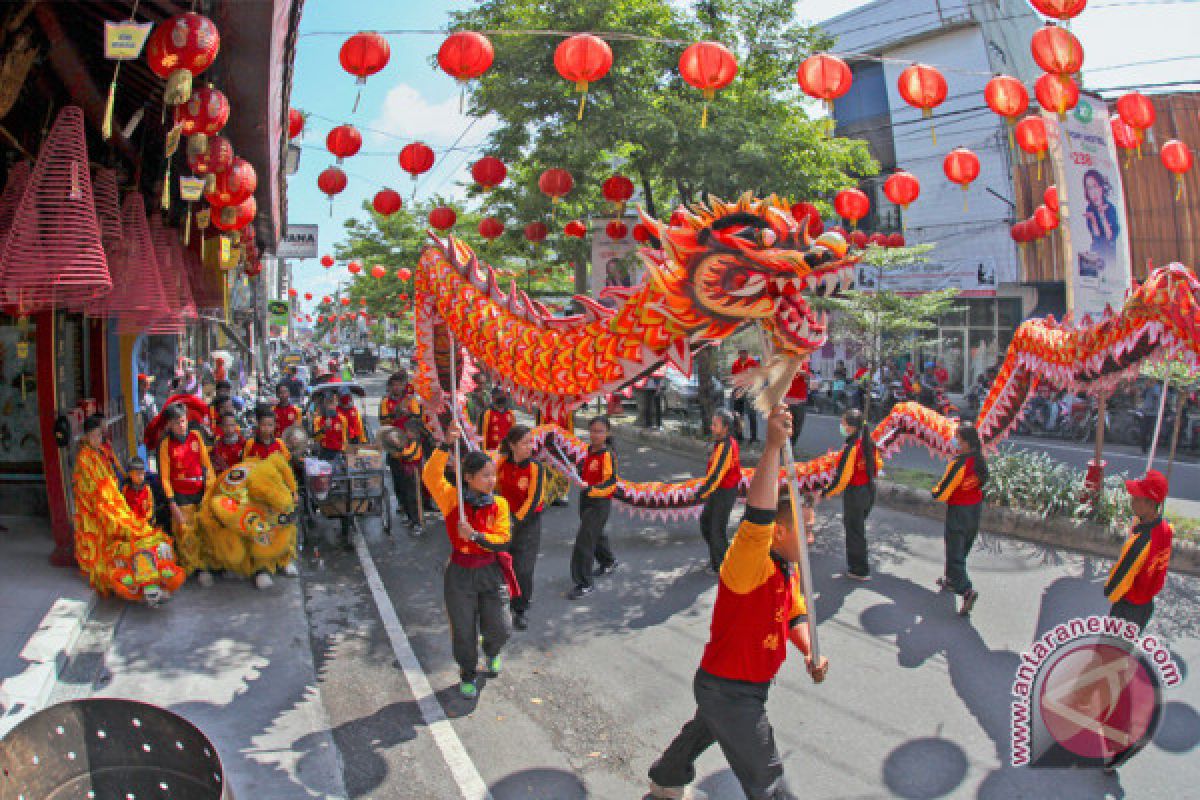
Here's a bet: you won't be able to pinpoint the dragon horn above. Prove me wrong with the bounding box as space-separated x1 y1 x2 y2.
637 206 663 237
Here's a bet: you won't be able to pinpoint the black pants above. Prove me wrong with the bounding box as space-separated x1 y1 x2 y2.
649 669 796 800
1110 599 1154 632
388 456 420 525
1138 414 1156 453
843 483 875 577
699 487 738 569
733 396 757 441
651 392 664 428
444 561 510 682
570 496 614 589
509 514 542 614
787 403 806 445
944 502 982 594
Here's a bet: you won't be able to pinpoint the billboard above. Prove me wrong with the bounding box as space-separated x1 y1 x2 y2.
277 224 319 259
589 218 642 298
1046 93 1133 318
855 258 998 297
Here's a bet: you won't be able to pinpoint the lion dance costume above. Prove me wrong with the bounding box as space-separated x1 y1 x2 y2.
72 442 184 603
197 452 299 577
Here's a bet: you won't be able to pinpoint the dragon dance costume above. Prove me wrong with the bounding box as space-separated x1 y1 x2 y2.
73 442 184 603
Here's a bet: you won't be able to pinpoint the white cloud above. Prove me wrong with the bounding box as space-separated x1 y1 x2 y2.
368 83 497 149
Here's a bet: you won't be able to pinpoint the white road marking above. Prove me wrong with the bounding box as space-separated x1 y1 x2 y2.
353 533 494 800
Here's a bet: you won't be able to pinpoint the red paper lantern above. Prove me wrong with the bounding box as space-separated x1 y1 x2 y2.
288 108 304 139
678 41 738 127
797 54 852 111
326 124 363 164
212 196 256 232
848 230 868 249
868 233 888 247
144 13 220 105
564 219 588 238
174 85 229 147
1116 92 1156 135
631 223 652 243
322 295 332 304
399 142 435 179
317 167 347 214
789 202 825 237
1034 204 1059 231
1031 24 1084 79
1030 0 1088 21
304 292 313 301
204 157 257 207
478 217 504 240
1015 116 1049 160
606 220 628 240
370 264 387 279
340 32 390 83
669 208 687 226
1161 139 1193 197
898 63 948 119
883 171 920 209
554 34 612 118
187 135 233 176
1111 116 1139 152
287 288 298 297
1035 73 1079 117
834 188 870 227
984 75 1029 122
373 188 403 216
601 174 635 208
538 168 574 203
429 206 457 231
348 261 362 275
320 256 334 269
524 222 549 243
437 31 494 81
885 233 906 248
1045 185 1059 213
1010 221 1029 243
397 268 412 281
943 148 981 189
471 156 507 190
399 293 409 302
244 258 263 278
340 297 351 306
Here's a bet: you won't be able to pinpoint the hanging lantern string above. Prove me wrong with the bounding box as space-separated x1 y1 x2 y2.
103 0 141 141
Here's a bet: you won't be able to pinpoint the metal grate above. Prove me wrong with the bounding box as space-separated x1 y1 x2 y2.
0 106 111 312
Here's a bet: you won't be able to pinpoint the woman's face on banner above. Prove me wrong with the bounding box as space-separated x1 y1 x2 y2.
1085 173 1105 207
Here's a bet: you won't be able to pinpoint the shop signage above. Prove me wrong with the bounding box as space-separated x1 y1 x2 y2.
179 176 206 202
277 224 319 259
104 21 153 60
854 258 998 298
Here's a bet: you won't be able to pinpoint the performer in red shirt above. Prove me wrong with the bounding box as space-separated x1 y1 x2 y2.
730 348 761 442
697 410 742 573
568 416 619 599
338 390 366 443
209 412 246 474
932 422 989 615
1105 469 1173 632
649 405 828 800
934 361 950 387
783 360 810 445
244 406 291 462
157 403 215 581
496 424 546 630
313 392 350 459
274 383 302 434
121 457 155 524
478 388 516 452
823 408 880 581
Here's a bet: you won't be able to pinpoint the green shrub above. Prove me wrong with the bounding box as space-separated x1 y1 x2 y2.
983 447 1132 531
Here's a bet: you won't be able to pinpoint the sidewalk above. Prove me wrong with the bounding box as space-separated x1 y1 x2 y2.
0 517 347 799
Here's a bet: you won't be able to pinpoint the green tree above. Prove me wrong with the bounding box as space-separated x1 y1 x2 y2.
1139 357 1200 477
817 244 958 419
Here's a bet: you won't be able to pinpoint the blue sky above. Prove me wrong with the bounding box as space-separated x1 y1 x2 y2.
286 0 1199 311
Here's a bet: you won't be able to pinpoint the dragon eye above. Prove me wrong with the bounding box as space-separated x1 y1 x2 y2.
730 273 748 289
225 468 247 486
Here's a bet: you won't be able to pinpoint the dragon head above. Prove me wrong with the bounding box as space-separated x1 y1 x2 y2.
641 193 858 356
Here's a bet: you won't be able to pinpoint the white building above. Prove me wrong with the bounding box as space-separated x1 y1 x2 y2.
821 0 1045 393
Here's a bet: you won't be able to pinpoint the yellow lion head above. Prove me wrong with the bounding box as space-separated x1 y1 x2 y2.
200 452 298 576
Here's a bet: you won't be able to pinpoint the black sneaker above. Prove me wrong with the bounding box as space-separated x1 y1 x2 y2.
845 571 871 582
593 560 619 577
512 611 528 631
935 576 950 592
959 588 979 616
567 584 594 600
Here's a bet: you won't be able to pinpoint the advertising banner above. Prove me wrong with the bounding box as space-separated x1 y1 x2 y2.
855 259 998 297
278 224 319 259
589 218 642 299
1046 93 1133 318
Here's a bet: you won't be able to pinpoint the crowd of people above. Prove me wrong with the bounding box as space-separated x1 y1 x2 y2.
71 345 1178 794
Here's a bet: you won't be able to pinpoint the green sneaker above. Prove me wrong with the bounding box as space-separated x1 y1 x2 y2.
459 680 478 699
487 654 503 675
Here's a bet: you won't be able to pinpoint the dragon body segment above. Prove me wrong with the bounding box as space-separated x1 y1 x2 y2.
412 193 1200 517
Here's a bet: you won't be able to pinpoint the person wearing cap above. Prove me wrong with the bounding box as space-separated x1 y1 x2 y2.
1105 470 1174 632
479 389 516 452
337 390 366 444
122 457 155 524
313 391 351 460
730 348 760 442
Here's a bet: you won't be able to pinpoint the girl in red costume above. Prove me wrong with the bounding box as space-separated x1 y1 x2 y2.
496 424 545 631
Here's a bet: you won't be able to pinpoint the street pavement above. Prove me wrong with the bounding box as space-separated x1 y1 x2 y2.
297 375 1200 799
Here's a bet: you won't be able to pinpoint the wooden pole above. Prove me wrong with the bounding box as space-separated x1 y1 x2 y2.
1166 387 1186 481
1147 375 1170 472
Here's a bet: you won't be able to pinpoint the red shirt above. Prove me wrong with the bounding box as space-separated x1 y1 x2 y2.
701 436 742 498
275 403 301 432
1106 518 1173 606
934 366 949 386
932 454 985 506
480 408 515 451
700 508 805 684
210 436 246 473
314 412 349 452
496 457 545 521
158 430 211 498
338 402 365 441
244 437 286 461
784 366 809 404
538 407 574 430
731 356 759 376
123 483 154 522
581 447 617 499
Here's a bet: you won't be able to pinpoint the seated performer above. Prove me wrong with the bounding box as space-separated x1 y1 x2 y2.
158 402 216 584
122 457 155 524
338 389 367 444
479 388 515 452
244 405 291 461
274 382 302 434
423 421 515 699
649 405 828 800
209 411 246 474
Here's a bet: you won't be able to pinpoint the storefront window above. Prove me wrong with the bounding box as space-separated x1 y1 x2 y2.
997 298 1022 331
968 299 996 328
968 329 997 389
0 319 42 470
940 330 966 393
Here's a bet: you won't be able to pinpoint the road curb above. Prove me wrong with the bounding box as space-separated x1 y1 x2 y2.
612 425 1200 577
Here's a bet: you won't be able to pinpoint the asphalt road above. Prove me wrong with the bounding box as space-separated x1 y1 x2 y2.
297 374 1200 799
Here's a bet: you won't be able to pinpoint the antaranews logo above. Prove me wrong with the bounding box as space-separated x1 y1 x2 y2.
1011 615 1180 768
